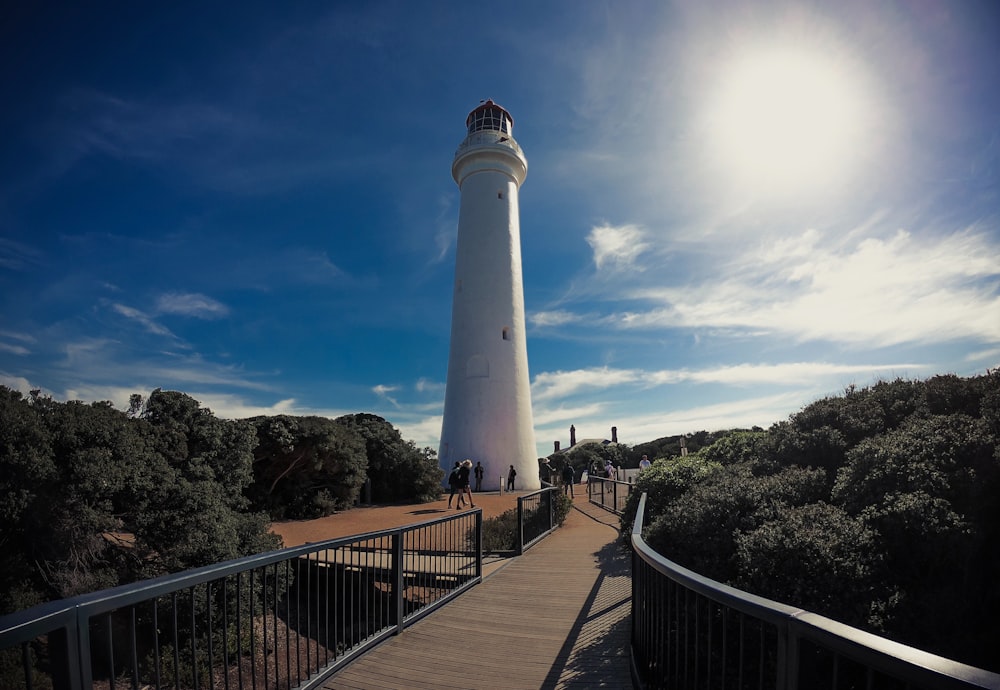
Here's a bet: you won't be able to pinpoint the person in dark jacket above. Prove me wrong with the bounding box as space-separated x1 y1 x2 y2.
562 462 576 498
446 461 462 508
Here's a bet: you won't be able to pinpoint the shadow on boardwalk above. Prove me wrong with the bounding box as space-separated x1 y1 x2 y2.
324 499 632 689
541 539 632 688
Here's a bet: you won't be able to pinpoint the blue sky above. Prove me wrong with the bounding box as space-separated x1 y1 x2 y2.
2 1 998 457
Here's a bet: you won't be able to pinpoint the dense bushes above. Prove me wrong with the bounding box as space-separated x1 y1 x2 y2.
0 388 442 617
631 372 1000 671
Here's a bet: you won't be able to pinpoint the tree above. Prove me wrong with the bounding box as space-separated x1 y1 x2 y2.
248 415 368 519
336 413 443 503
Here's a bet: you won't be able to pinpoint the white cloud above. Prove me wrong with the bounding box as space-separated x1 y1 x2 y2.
0 342 30 356
621 227 1000 347
156 292 229 319
112 303 176 337
586 223 649 270
373 384 400 407
529 310 584 328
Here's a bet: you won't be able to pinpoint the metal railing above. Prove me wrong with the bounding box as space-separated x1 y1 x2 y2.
588 475 634 515
1 509 482 690
629 492 1000 689
516 487 559 554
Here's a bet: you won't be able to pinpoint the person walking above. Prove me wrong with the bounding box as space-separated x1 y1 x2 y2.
561 461 575 498
457 459 475 509
474 461 484 492
446 461 461 508
507 464 517 491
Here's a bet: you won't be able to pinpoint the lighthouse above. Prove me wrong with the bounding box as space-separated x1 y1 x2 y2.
438 100 539 492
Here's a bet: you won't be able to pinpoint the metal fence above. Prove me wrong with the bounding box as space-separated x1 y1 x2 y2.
516 487 559 554
587 475 634 515
0 509 482 690
629 492 1000 690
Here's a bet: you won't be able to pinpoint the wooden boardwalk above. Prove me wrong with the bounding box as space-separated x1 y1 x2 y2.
323 498 632 689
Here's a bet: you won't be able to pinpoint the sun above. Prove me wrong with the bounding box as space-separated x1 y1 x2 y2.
705 47 869 198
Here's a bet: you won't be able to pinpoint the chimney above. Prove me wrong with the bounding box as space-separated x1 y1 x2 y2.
611 426 618 443
554 440 561 452
570 424 576 446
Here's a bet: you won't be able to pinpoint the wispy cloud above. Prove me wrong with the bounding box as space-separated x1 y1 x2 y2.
529 310 584 328
532 361 924 404
373 384 400 407
112 304 176 337
156 292 229 319
0 238 43 271
587 223 649 270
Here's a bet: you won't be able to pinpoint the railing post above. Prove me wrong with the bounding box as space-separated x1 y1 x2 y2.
475 510 483 580
516 497 525 556
391 530 404 634
48 624 83 690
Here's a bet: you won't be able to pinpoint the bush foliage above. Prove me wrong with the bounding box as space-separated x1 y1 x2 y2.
0 387 441 617
628 372 1000 671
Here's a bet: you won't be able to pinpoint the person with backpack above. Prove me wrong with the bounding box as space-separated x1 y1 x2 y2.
446 461 462 508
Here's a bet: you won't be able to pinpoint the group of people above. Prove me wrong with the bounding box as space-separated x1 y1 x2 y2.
447 454 654 507
446 460 477 509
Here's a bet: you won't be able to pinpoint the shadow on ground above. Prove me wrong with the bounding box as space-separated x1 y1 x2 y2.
543 540 632 687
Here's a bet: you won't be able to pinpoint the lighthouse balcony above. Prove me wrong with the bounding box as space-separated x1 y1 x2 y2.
455 129 523 158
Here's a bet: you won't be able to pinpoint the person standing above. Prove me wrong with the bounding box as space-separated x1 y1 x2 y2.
639 454 651 471
507 464 517 491
561 462 575 498
457 459 475 509
474 461 484 492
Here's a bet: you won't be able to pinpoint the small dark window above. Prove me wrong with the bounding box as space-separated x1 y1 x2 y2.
502 327 511 341
498 191 503 199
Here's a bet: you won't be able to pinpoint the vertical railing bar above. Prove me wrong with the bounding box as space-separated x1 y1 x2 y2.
273 563 280 690
222 578 230 690
152 601 162 690
172 593 181 690
695 593 700 688
323 548 330 666
758 619 765 690
305 553 312 677
105 612 114 690
247 570 257 690
722 605 730 690
261 566 269 690
738 611 745 690
284 559 291 690
21 641 33 690
129 606 139 690
234 573 241 690
190 587 198 690
206 582 214 690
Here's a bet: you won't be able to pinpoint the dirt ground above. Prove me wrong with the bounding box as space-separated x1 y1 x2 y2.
270 489 565 547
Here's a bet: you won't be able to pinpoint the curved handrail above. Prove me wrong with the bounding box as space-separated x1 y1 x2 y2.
630 492 1000 689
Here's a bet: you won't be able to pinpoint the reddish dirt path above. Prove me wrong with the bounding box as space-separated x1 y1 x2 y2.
270 489 545 547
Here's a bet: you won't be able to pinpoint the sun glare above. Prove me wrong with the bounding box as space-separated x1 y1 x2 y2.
706 47 869 198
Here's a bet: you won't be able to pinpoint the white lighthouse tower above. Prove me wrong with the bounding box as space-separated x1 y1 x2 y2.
438 100 539 492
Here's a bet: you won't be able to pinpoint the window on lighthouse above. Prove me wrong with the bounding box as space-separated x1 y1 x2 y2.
502 327 511 341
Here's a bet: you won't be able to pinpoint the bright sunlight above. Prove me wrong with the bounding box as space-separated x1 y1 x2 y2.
706 46 871 198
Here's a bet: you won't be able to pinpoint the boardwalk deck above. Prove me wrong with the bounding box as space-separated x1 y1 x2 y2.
323 499 632 690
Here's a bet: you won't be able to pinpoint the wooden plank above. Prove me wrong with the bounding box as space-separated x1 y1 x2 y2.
322 500 631 689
